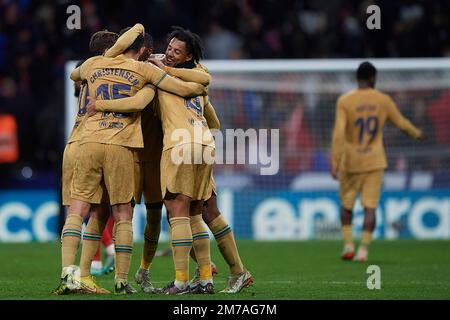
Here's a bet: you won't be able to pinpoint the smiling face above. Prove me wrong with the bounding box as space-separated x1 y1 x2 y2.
164 37 192 67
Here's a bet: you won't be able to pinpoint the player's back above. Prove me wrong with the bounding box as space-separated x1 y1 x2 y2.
68 81 89 144
336 88 393 173
154 64 215 152
78 54 158 148
155 90 214 152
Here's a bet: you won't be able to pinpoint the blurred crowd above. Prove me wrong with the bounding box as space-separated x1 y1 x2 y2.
0 0 449 187
210 85 450 180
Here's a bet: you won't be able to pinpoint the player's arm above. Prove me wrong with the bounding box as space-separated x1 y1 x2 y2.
70 57 97 81
104 23 145 58
163 66 211 86
148 58 211 86
330 97 346 179
70 67 82 81
143 63 206 98
87 84 156 115
204 97 220 130
386 96 423 139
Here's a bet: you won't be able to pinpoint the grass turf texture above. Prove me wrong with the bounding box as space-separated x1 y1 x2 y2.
0 240 449 300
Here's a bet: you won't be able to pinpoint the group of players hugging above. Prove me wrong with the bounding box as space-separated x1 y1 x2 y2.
53 23 253 295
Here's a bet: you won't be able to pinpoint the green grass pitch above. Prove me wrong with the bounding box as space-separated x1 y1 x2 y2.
1 240 449 300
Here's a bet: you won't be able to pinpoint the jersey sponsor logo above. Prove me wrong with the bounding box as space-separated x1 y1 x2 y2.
188 117 208 128
108 122 124 129
185 97 202 116
98 121 124 129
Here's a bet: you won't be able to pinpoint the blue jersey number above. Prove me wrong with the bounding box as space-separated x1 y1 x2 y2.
355 116 378 144
77 85 89 115
95 83 132 118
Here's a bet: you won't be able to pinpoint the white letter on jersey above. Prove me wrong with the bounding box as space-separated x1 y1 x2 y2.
66 5 81 30
366 5 381 30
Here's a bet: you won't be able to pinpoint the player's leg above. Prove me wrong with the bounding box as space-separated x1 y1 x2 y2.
79 204 108 277
51 199 91 295
103 144 137 294
354 170 383 262
91 243 103 275
186 145 217 294
340 206 355 259
101 215 115 274
111 203 136 294
61 200 91 267
189 200 214 293
53 143 106 294
61 142 75 208
55 141 83 293
339 171 360 260
78 203 111 294
161 192 192 294
134 158 164 292
135 201 162 293
203 193 253 293
60 142 105 268
354 207 376 262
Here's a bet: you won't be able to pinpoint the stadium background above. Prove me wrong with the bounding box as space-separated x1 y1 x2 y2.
0 0 449 244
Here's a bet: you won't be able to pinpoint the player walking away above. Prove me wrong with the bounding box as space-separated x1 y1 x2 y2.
53 24 206 295
53 30 118 295
331 62 424 262
152 26 253 293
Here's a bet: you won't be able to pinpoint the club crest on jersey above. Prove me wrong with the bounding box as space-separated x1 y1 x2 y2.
185 97 202 116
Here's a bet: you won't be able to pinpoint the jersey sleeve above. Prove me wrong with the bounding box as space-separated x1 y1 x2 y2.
164 66 211 86
95 85 155 112
204 99 221 130
142 63 206 97
104 23 145 58
70 57 97 81
330 97 347 169
70 67 82 81
386 96 422 139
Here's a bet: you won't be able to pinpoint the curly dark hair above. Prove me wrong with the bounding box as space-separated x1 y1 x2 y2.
167 26 205 63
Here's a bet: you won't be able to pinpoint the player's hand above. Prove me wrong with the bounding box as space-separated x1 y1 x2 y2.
201 85 209 96
417 131 426 141
330 165 339 180
86 96 97 117
148 58 165 70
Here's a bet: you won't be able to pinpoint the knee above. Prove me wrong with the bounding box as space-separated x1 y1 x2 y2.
202 206 220 225
112 204 133 222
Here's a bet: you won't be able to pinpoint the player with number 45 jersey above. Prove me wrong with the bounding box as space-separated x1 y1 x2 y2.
330 61 424 263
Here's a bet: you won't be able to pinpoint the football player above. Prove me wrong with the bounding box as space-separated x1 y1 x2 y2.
331 61 424 262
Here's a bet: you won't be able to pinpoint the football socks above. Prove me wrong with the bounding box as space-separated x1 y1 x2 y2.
208 215 244 276
140 207 162 270
190 214 212 281
361 230 373 248
79 216 106 277
114 220 133 281
169 217 192 284
61 214 83 268
341 225 353 246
